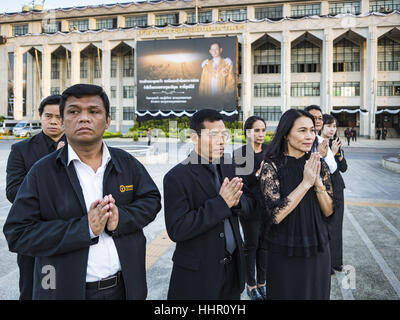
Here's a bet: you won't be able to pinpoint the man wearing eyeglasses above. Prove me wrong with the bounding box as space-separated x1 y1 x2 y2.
163 109 255 300
5 94 66 300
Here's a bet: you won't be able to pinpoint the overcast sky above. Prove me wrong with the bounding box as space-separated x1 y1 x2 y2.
1 0 146 14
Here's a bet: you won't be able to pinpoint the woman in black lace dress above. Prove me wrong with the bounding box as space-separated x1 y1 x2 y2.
260 109 334 300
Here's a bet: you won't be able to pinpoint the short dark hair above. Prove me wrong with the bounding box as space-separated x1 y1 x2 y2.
59 84 110 119
305 105 322 114
190 109 223 135
38 95 61 116
244 116 266 132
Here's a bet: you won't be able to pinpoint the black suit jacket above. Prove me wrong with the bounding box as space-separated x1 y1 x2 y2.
3 145 161 300
6 131 66 203
5 131 66 300
163 152 254 300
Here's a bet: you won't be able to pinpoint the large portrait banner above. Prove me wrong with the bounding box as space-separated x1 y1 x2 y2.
136 36 238 117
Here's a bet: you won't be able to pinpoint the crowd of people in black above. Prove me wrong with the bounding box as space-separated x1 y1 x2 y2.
3 84 348 300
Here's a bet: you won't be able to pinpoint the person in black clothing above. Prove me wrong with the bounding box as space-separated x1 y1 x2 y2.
260 109 334 300
233 116 267 300
351 127 357 142
382 128 387 140
5 94 66 300
3 84 161 299
163 109 255 300
376 128 381 140
344 128 351 146
321 114 348 273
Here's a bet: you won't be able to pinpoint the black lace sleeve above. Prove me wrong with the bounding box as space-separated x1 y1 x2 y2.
320 159 333 198
259 161 290 225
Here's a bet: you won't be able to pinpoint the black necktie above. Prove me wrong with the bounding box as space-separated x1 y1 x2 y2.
211 164 236 254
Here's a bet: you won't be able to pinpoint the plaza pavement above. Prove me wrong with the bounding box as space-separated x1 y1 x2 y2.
0 137 399 300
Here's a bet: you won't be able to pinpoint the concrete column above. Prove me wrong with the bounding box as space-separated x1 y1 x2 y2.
242 33 253 120
281 31 291 112
0 46 8 116
1 24 12 37
361 0 369 13
320 1 330 15
26 53 34 118
247 6 255 20
13 46 24 120
61 20 69 32
283 3 291 17
117 16 125 28
179 11 187 24
321 28 333 113
102 41 111 97
148 13 155 26
366 25 377 139
116 53 123 132
71 42 80 85
360 39 368 137
29 21 42 34
89 18 96 30
212 8 219 22
42 45 51 100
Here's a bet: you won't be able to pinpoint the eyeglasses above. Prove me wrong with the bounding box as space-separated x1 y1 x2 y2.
200 130 230 140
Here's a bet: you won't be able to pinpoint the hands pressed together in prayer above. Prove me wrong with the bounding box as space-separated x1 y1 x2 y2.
88 194 119 236
219 177 243 208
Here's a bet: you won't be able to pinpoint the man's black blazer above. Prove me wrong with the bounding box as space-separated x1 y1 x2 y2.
163 152 255 300
6 131 66 203
3 145 161 300
5 131 66 300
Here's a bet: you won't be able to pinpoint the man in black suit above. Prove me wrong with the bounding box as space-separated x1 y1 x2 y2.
3 84 161 299
163 109 254 300
5 94 66 300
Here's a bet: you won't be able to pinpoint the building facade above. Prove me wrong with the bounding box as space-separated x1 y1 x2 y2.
0 0 399 136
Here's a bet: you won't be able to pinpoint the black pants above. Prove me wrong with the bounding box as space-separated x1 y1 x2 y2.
17 254 34 300
328 194 344 268
219 250 241 300
239 217 267 286
85 275 126 300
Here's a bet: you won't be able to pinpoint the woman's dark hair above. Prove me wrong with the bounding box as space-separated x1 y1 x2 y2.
322 114 337 126
244 116 266 132
190 109 223 135
60 84 110 119
38 95 61 116
264 109 315 161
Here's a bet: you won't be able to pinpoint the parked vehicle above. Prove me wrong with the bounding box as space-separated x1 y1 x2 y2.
12 120 42 137
0 120 19 135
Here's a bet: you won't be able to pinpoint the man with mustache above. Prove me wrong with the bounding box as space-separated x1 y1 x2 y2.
4 84 161 300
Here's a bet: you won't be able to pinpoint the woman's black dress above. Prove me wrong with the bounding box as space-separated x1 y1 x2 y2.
260 154 334 300
234 144 267 287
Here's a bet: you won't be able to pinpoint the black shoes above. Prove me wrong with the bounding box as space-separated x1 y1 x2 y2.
258 285 267 300
247 286 263 300
333 265 344 272
331 265 344 275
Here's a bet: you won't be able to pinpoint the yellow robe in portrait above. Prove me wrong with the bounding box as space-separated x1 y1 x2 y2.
199 58 235 97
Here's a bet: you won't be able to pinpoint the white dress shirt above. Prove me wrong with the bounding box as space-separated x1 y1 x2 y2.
316 135 337 174
67 143 121 282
